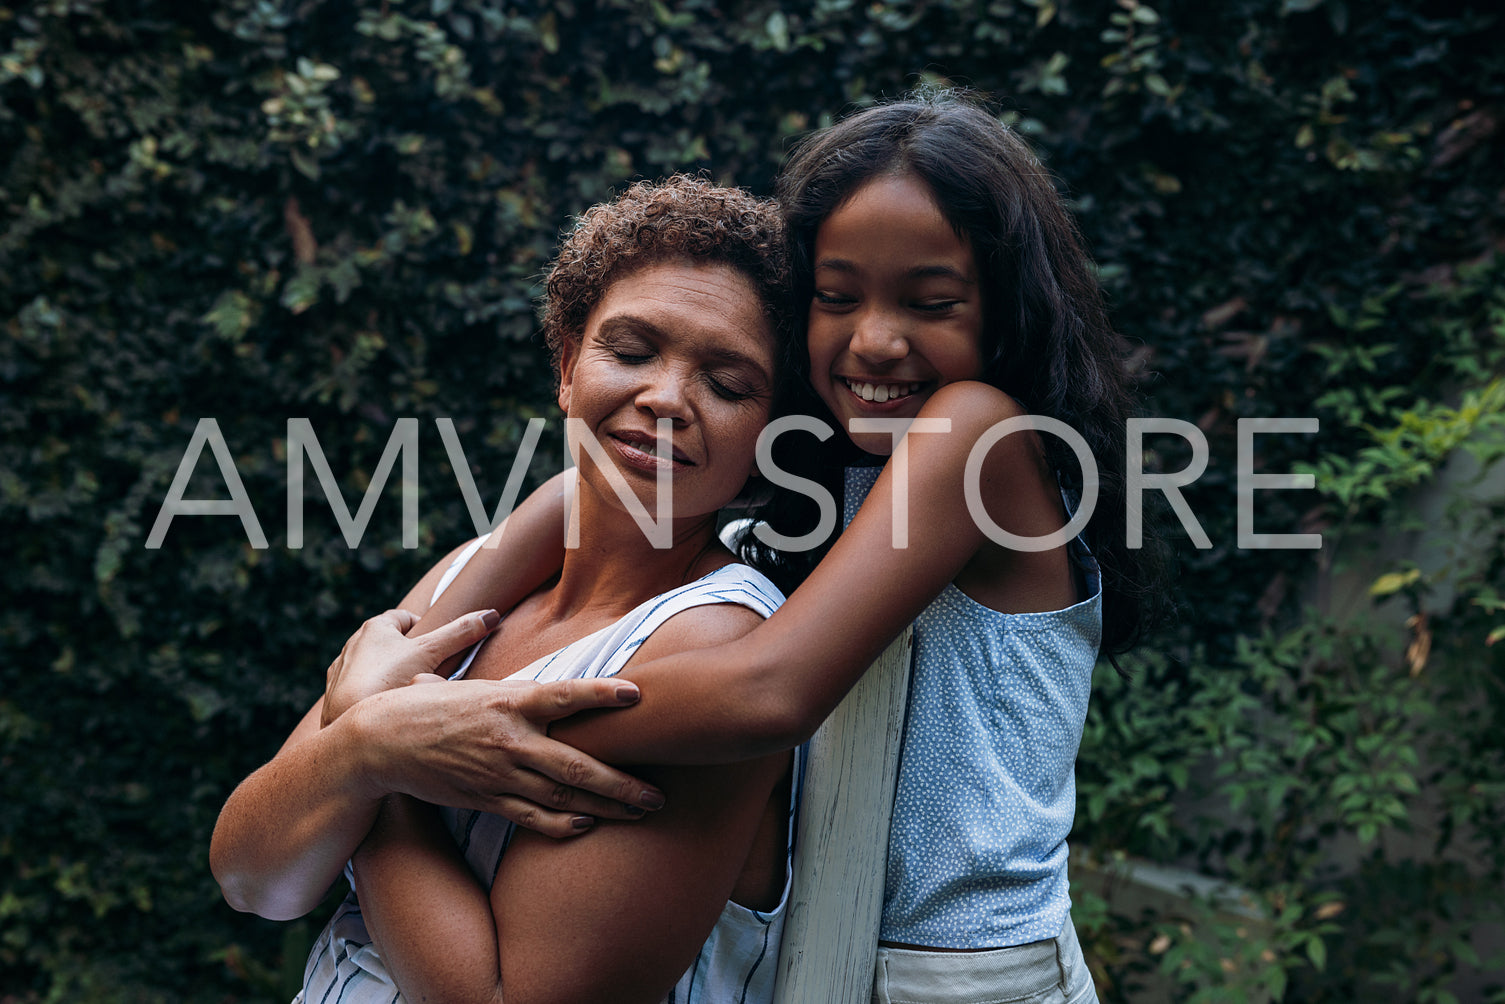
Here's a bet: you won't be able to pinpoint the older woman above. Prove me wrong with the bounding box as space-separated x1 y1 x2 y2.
212 177 801 1004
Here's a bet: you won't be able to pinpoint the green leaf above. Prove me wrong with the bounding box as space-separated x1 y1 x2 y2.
202 290 257 342
766 11 791 51
1307 935 1327 970
1368 568 1421 597
290 147 320 180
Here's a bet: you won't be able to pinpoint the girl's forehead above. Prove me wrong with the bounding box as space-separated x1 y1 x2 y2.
843 168 943 208
815 175 977 278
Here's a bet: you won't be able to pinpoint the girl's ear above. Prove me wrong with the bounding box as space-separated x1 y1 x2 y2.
557 337 579 412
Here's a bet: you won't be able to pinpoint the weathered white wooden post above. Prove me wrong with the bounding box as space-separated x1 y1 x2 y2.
771 627 913 1004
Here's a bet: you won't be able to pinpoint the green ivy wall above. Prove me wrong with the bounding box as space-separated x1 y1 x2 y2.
2 1 1501 1000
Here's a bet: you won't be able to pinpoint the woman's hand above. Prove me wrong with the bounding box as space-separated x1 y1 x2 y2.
350 673 665 835
211 612 661 921
322 607 500 726
323 606 664 832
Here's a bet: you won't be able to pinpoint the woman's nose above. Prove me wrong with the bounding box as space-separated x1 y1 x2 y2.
635 371 692 422
850 308 909 364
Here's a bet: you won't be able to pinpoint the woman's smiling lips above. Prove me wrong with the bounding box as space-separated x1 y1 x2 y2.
609 429 694 474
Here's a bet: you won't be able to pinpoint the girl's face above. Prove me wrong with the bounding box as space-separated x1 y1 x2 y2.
558 260 777 521
805 173 985 455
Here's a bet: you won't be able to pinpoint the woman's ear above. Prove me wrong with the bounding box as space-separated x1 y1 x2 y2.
556 337 579 413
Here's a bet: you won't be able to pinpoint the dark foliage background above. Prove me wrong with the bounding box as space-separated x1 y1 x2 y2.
2 0 1501 1000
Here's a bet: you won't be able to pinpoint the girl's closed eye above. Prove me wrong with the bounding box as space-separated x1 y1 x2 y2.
813 290 857 308
912 299 962 314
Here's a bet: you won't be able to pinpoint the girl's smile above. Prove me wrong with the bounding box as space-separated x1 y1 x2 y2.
806 173 985 455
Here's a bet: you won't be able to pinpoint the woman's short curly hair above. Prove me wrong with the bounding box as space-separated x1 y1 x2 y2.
541 175 793 377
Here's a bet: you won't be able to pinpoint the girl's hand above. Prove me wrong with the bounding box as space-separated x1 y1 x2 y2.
322 607 500 726
349 674 665 837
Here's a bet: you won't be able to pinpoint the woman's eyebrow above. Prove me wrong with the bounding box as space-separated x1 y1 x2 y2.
599 315 771 376
596 315 660 338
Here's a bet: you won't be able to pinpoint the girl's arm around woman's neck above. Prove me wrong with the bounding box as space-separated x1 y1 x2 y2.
552 381 1073 764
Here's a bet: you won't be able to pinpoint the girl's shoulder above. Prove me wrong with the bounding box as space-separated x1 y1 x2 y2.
911 381 1049 486
910 383 1079 613
921 378 1021 417
920 378 1022 421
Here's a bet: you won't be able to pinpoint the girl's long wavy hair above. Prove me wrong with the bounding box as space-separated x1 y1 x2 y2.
763 88 1166 659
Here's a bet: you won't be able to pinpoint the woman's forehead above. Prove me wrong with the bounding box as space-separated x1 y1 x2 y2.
588 261 778 366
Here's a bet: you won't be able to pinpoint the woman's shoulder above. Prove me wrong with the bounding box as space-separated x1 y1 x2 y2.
623 564 784 668
395 534 487 613
678 561 787 618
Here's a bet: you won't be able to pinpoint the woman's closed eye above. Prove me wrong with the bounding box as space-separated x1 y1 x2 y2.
813 290 856 308
705 372 760 402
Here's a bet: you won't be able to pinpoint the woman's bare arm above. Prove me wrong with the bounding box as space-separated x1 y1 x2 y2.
352 603 790 1004
210 515 658 920
250 380 1057 923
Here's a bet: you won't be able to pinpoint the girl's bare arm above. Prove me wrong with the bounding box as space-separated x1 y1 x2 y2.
549 382 1072 763
408 471 573 676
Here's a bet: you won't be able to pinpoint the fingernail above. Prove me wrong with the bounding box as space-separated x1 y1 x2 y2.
615 683 640 703
480 610 501 630
639 789 666 811
570 815 595 830
624 805 646 817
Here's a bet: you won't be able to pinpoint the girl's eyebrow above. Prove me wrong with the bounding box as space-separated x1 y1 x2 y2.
814 257 976 284
908 264 977 284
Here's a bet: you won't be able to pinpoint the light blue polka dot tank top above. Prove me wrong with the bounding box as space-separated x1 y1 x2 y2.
844 467 1103 949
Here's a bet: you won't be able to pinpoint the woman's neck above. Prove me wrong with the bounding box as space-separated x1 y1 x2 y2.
538 485 728 622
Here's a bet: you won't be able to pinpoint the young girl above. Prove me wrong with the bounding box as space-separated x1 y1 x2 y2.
224 90 1157 1003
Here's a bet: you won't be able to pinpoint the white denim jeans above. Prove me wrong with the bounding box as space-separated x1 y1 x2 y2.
871 917 1099 1004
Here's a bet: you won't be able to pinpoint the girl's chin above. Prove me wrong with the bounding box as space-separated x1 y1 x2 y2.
847 434 897 457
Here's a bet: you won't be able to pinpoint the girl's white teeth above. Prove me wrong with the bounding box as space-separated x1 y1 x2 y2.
846 380 918 403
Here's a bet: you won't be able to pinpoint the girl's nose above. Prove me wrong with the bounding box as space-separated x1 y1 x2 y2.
850 308 910 364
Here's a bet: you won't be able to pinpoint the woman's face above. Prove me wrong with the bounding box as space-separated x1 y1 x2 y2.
558 260 778 522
